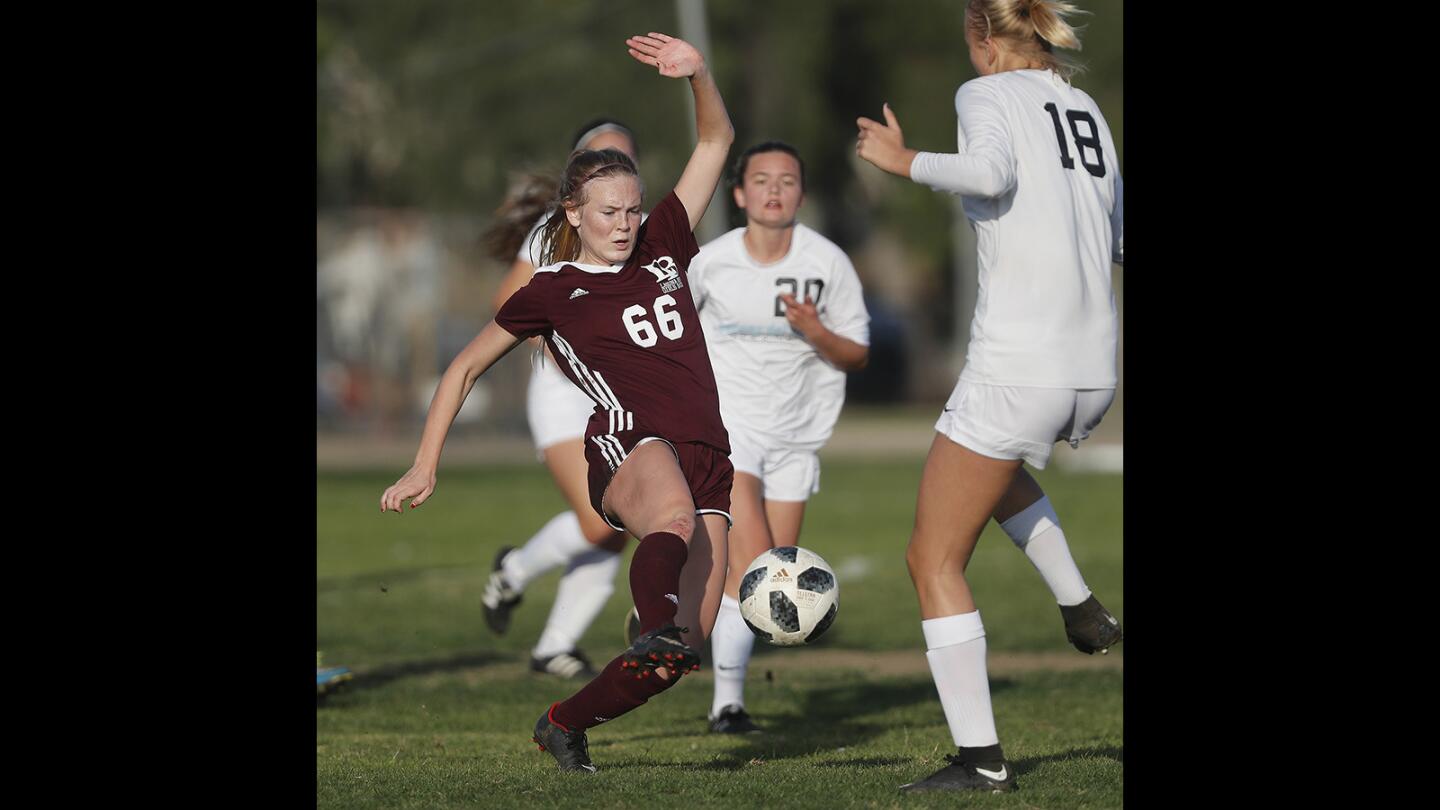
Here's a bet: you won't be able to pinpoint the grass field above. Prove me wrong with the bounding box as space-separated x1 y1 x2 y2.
317 458 1122 808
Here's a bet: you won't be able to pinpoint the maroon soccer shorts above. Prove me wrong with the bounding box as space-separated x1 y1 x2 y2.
584 435 733 534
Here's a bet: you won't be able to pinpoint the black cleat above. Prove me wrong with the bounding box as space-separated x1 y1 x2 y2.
481 546 523 635
1060 594 1123 655
708 704 762 734
899 755 1017 793
622 605 641 646
530 649 597 679
532 704 597 773
619 624 701 679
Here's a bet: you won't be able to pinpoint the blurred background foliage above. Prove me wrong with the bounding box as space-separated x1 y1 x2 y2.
316 0 1122 435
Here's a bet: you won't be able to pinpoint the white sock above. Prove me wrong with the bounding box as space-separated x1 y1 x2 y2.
501 510 594 591
1000 497 1092 607
923 612 999 748
532 547 621 659
710 595 754 717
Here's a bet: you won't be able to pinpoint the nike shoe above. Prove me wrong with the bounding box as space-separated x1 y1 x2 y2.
481 545 523 635
619 624 700 679
532 704 597 773
708 704 762 734
316 666 353 697
1060 594 1123 655
899 755 1017 793
530 649 597 679
622 605 641 646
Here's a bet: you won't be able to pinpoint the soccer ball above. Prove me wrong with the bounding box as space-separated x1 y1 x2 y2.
738 546 839 646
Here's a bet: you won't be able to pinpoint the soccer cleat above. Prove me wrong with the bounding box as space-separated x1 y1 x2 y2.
1059 594 1123 655
708 704 762 734
622 605 642 646
316 665 353 697
530 649 598 679
899 755 1017 793
620 624 701 678
532 705 597 773
481 545 523 635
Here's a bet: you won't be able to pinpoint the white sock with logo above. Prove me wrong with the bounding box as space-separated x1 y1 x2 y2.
922 611 999 748
532 547 621 659
710 595 753 717
1000 497 1092 607
501 510 594 591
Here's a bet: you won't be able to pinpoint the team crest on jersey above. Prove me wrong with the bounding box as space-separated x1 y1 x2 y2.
643 256 684 293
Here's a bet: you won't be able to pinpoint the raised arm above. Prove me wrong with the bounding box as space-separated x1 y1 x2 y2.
626 32 734 230
380 321 526 512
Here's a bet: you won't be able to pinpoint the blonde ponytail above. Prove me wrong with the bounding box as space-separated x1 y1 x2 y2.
968 0 1090 79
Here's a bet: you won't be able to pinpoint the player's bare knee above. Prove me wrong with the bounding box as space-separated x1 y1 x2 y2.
662 511 695 541
905 541 941 582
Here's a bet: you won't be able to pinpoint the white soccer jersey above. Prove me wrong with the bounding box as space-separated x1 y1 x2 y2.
910 69 1123 389
690 224 870 452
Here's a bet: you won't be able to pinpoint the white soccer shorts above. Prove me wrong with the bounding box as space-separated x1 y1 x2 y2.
934 379 1114 469
526 355 597 455
727 427 821 502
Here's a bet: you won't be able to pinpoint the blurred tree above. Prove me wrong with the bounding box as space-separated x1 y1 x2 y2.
317 0 1122 405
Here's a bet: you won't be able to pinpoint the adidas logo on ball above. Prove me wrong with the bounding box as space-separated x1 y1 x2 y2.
740 547 839 647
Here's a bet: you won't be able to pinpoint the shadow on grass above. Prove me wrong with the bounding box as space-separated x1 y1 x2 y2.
316 562 475 594
813 756 912 768
1013 744 1123 775
612 674 1017 765
338 650 510 693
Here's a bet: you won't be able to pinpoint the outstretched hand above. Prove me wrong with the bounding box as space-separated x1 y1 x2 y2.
380 466 436 513
626 32 705 79
856 103 916 178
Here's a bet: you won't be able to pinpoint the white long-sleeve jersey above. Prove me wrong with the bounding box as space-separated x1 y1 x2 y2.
910 69 1123 389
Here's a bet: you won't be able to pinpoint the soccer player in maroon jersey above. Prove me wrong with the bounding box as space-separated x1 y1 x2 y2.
380 32 734 773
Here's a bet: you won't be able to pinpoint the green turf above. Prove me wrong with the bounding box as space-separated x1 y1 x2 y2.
318 459 1122 808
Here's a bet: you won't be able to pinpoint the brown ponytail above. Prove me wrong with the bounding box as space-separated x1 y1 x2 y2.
481 171 559 263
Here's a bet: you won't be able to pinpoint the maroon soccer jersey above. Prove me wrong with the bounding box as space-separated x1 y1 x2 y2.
495 191 730 458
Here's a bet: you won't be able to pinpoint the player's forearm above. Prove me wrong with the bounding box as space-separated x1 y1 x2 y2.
412 321 522 469
411 367 474 471
807 330 869 372
878 147 920 179
909 151 1013 198
689 66 734 149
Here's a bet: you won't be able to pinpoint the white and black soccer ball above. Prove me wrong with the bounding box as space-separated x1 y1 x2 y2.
738 546 839 646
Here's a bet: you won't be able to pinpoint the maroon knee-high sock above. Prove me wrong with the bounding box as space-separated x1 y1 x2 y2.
629 531 688 633
550 652 681 731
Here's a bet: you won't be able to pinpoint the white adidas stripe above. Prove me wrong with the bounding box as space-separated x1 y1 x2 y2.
592 436 622 470
551 333 608 408
592 370 623 414
552 330 632 432
603 435 627 465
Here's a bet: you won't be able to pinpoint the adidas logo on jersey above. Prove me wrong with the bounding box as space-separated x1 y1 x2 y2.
570 288 589 299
